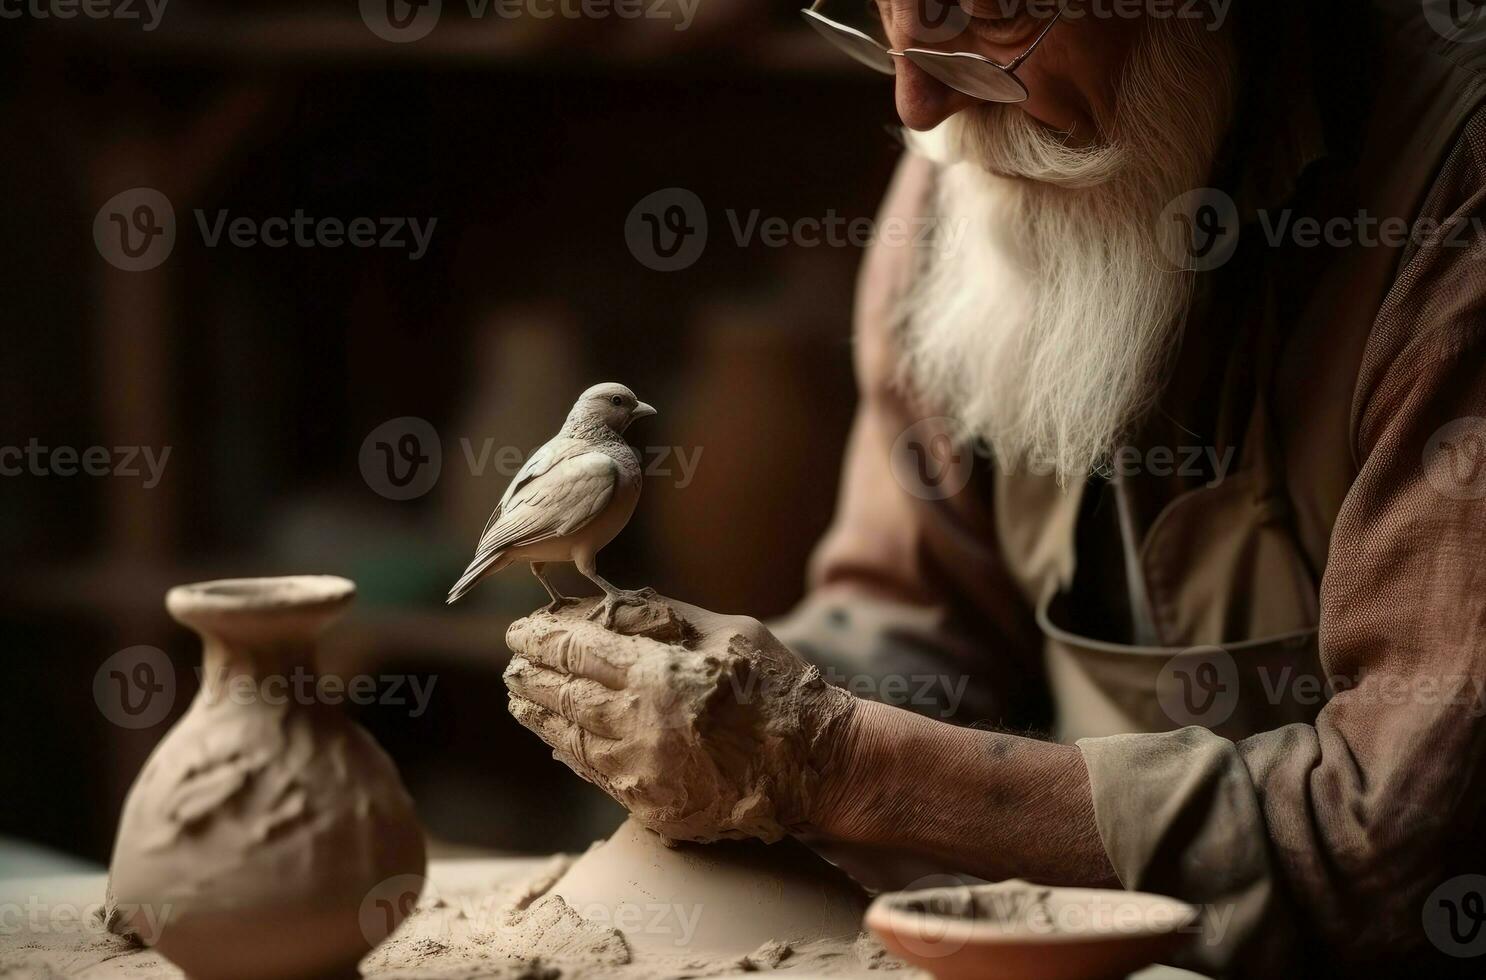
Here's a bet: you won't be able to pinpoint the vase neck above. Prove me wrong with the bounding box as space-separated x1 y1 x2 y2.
165 576 355 703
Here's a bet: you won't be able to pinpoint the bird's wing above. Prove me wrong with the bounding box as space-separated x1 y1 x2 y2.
471 450 619 561
475 436 583 542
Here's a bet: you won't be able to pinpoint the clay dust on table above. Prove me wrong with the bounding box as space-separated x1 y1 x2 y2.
360 854 914 980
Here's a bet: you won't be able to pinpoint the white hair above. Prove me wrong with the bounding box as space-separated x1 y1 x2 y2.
896 18 1239 484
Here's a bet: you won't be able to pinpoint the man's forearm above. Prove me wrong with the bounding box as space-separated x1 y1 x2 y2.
809 699 1119 887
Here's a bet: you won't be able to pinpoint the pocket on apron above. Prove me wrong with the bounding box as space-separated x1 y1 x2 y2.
1039 591 1322 742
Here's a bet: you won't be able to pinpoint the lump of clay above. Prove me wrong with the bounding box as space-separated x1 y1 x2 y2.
107 576 427 979
549 817 868 959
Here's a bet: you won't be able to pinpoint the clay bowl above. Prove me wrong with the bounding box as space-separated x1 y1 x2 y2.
865 879 1197 980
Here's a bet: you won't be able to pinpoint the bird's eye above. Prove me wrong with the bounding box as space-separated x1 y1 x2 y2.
611 395 623 406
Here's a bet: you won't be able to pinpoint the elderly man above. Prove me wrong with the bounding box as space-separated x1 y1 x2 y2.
504 0 1486 974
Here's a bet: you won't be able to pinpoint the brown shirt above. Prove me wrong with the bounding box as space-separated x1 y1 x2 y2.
778 3 1486 974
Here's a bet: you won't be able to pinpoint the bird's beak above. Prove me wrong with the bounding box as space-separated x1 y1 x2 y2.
632 401 657 420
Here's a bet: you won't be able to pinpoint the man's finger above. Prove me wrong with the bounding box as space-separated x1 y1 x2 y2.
508 694 621 780
506 614 664 689
505 657 629 739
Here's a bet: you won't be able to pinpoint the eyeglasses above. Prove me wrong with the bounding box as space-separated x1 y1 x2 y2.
800 0 1063 104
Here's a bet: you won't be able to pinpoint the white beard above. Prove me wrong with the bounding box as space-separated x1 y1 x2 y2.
897 19 1238 484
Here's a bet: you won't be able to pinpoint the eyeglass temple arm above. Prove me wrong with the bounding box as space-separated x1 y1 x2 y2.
1005 8 1064 72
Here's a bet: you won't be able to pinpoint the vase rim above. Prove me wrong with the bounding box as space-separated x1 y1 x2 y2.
166 575 356 619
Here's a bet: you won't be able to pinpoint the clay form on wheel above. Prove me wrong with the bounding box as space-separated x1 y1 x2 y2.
107 576 426 980
549 816 868 958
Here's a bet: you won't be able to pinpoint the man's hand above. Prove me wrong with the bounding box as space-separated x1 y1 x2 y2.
503 596 857 843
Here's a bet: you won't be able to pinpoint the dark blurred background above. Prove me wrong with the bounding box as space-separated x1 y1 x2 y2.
0 1 901 871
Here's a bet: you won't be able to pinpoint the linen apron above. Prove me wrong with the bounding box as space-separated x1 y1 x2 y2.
994 251 1327 744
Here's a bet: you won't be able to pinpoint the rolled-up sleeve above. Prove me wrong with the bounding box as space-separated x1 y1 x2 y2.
1078 119 1486 975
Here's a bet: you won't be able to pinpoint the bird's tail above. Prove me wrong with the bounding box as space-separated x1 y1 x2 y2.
446 551 511 605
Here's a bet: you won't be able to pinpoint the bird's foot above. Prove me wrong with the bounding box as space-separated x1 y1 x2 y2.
544 596 581 614
588 588 658 628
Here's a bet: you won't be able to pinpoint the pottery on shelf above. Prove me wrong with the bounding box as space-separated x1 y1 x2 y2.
107 576 426 979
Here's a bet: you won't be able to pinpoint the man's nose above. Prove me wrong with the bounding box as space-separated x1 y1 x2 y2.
879 5 979 130
893 59 979 131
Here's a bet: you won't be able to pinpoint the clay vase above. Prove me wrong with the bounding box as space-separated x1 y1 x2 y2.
108 576 426 979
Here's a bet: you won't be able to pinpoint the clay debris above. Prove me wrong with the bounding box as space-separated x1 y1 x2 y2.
361 859 911 980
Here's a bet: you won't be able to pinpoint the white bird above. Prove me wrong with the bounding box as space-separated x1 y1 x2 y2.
447 382 656 626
